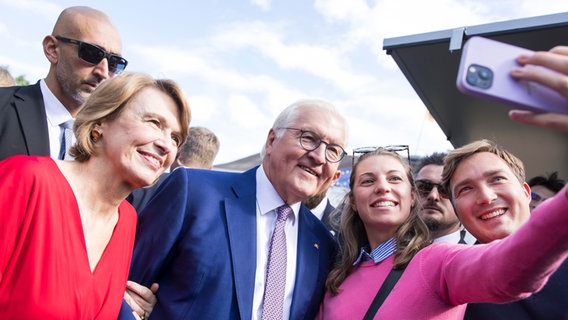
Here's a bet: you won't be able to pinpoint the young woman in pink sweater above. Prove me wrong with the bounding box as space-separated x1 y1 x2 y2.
317 147 568 319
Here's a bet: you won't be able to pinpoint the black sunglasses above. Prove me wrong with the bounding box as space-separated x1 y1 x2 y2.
415 180 443 197
55 36 128 74
351 145 410 167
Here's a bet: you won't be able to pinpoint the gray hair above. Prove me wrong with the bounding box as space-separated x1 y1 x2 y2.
260 99 348 158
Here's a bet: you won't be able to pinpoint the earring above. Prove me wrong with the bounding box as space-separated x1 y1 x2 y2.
91 130 102 142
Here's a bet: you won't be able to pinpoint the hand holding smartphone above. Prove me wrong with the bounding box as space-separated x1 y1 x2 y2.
456 36 568 115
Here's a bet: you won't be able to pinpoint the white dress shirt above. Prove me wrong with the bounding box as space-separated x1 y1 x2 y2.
252 165 300 320
434 227 477 245
40 79 74 159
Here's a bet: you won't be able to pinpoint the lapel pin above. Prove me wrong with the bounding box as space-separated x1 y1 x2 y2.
314 243 319 249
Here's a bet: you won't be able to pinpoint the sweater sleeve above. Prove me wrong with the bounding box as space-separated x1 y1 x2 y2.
421 184 568 306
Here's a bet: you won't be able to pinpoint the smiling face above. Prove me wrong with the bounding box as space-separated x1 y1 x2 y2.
350 154 415 248
97 87 182 189
263 105 345 205
449 152 531 243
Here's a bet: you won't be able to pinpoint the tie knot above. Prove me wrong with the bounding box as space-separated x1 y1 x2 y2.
276 205 292 222
60 119 74 130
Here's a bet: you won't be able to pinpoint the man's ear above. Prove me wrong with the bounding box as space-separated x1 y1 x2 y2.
331 170 341 185
522 182 532 204
43 35 59 64
264 128 277 155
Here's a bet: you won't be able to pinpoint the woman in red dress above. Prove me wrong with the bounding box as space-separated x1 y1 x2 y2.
0 72 190 319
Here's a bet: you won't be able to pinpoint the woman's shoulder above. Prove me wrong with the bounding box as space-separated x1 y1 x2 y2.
1 155 56 175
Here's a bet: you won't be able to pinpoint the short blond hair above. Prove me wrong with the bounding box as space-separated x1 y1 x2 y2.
175 127 220 169
441 139 525 199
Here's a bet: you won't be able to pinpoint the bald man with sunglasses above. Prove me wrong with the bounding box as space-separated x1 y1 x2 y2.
0 6 126 160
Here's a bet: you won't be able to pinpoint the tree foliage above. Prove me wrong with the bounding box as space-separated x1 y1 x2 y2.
15 75 30 86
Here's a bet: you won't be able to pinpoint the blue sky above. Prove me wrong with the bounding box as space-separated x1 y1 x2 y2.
1 0 566 164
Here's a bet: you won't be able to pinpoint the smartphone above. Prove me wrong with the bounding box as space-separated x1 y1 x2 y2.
456 36 568 114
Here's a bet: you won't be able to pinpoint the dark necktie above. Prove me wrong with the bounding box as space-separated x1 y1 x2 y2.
261 205 292 320
58 120 74 160
458 229 467 244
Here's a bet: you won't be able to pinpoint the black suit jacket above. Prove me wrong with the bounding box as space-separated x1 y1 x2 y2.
0 82 50 160
320 199 338 233
465 259 568 320
126 172 170 212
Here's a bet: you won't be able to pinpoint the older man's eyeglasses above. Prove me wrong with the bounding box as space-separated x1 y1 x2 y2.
278 127 346 163
351 145 410 166
55 36 128 74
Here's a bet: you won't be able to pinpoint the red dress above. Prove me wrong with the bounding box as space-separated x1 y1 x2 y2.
0 156 137 319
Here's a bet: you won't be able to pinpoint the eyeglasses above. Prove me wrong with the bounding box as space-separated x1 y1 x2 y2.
415 180 445 198
351 145 410 167
55 36 128 74
278 127 346 163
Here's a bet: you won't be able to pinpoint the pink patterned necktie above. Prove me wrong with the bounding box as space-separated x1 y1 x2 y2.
261 204 292 320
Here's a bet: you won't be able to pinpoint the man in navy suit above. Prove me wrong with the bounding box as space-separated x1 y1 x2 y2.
124 99 347 319
0 6 125 160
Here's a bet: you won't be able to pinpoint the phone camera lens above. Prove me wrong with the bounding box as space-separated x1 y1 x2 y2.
478 69 491 80
466 64 493 89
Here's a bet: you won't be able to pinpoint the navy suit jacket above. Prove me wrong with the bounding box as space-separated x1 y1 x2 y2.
125 166 337 319
0 82 50 160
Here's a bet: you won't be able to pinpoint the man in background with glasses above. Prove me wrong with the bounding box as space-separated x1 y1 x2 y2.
414 152 475 244
0 6 125 160
527 171 566 211
123 99 347 319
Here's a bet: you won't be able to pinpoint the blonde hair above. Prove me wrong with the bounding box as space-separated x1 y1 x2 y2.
175 126 220 169
325 149 430 294
70 72 191 161
441 139 525 200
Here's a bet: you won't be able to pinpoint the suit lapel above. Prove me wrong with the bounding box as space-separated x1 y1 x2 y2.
225 168 258 320
13 83 50 155
290 206 322 319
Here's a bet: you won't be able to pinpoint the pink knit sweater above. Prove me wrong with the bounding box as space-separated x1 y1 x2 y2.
318 186 568 320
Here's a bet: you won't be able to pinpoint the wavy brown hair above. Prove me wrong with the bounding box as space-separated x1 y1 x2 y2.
325 149 430 294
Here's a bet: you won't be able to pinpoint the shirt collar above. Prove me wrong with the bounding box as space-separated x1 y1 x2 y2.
353 237 397 266
255 165 299 221
433 229 461 244
310 195 329 220
40 79 73 126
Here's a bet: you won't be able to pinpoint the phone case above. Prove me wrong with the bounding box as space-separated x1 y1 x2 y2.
456 36 568 114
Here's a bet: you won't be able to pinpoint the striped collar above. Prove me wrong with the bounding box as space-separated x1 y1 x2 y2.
353 237 397 265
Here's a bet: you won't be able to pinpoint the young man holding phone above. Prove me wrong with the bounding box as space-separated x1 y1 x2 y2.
442 44 568 319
